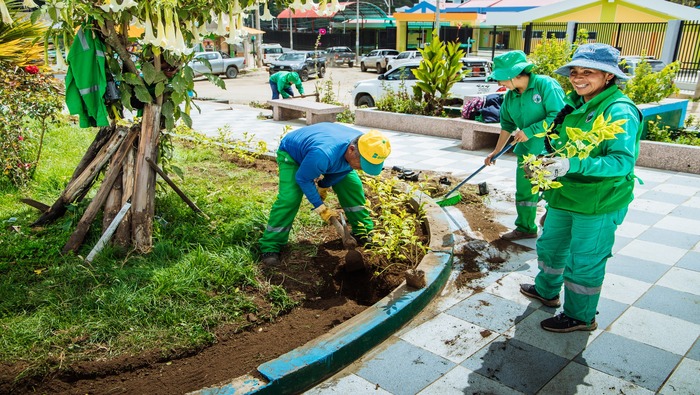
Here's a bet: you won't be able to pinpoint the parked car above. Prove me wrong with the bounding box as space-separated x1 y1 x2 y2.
619 56 668 75
351 60 502 107
268 51 326 81
360 49 400 74
386 50 422 70
326 46 355 67
460 56 493 80
187 51 245 78
261 43 284 65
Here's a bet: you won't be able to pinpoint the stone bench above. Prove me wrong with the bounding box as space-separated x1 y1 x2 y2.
267 99 345 125
460 119 502 150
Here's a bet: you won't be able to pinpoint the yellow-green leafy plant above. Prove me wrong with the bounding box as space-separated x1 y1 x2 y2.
361 175 429 273
529 29 589 93
523 115 628 193
412 31 465 116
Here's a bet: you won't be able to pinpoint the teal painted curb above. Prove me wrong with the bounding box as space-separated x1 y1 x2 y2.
192 191 454 395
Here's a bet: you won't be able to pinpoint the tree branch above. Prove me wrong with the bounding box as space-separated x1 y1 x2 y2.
99 19 138 74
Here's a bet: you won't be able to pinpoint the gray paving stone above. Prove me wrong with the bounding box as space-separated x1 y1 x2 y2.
636 190 690 205
576 332 683 392
671 204 700 221
461 336 568 395
446 292 535 334
624 209 665 226
637 227 700 250
635 286 700 325
595 297 630 330
355 339 455 395
606 254 671 283
686 340 700 362
613 236 634 253
677 251 700 272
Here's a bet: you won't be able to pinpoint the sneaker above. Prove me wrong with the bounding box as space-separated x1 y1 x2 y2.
260 252 280 266
541 312 597 333
501 230 537 240
519 284 561 307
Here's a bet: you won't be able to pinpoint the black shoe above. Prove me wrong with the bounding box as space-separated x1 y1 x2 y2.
352 234 372 248
520 284 561 307
501 230 538 240
541 312 597 333
260 252 280 266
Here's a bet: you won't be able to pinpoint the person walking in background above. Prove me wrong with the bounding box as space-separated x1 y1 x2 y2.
269 71 304 99
519 43 642 332
259 123 391 266
484 50 566 240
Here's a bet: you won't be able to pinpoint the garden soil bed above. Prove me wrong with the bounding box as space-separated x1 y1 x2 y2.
1 163 522 395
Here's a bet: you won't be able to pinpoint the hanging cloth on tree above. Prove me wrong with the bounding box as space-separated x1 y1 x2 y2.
65 26 110 128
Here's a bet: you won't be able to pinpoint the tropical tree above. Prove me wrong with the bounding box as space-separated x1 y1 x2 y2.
0 0 344 254
412 31 465 116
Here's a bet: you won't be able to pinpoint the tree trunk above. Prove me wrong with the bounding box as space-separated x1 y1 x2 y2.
131 103 162 254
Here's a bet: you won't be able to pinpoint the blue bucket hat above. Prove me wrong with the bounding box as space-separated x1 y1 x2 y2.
555 43 629 81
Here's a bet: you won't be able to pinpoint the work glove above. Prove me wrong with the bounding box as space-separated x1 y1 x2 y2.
542 157 570 180
314 204 338 223
317 186 330 201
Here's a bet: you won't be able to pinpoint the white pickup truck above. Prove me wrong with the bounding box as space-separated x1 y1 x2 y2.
187 51 245 78
351 59 503 107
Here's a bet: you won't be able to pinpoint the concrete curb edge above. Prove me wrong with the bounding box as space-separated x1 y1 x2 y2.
192 191 455 395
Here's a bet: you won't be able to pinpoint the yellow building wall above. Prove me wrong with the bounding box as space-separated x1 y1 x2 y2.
536 1 674 23
615 5 667 22
539 5 603 22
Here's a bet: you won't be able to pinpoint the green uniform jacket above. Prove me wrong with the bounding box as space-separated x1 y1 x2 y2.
500 74 565 156
270 71 304 98
65 27 110 128
544 85 642 215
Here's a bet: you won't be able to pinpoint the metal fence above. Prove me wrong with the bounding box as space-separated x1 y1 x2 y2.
522 21 699 86
675 20 700 83
574 22 667 58
262 28 396 54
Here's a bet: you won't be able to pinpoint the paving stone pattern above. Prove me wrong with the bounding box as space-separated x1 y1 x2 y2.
190 102 700 395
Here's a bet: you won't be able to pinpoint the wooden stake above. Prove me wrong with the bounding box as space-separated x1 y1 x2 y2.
33 125 124 227
146 157 210 220
62 125 140 254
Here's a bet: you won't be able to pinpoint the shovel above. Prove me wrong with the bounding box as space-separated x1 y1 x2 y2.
329 213 365 272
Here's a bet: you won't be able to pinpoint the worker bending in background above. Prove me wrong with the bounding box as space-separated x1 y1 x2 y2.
269 71 304 99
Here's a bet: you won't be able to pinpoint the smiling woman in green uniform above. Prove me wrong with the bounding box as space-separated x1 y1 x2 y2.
519 43 642 333
484 51 565 240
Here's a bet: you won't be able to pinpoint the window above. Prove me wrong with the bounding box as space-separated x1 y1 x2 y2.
265 48 283 54
385 66 417 81
396 52 409 59
368 51 378 57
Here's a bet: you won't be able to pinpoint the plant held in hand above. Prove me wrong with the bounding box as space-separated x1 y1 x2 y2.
523 114 628 194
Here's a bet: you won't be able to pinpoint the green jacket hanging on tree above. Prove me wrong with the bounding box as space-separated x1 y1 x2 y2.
65 26 110 128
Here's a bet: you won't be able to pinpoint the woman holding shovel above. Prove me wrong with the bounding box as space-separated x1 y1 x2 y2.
519 43 642 332
484 50 566 240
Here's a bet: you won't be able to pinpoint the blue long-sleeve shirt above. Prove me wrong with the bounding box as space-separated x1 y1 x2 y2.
279 123 361 208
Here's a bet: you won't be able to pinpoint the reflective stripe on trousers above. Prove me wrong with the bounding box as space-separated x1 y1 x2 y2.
534 206 627 323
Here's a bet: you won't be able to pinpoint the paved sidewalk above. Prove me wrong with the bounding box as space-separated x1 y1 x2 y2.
189 101 700 395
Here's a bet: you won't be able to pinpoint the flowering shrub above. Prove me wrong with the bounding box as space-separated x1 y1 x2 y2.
0 62 63 186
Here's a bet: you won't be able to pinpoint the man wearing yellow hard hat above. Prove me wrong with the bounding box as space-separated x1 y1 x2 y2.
259 123 391 266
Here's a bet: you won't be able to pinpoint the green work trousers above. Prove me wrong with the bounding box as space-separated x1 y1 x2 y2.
259 151 373 253
515 155 539 234
534 206 628 324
